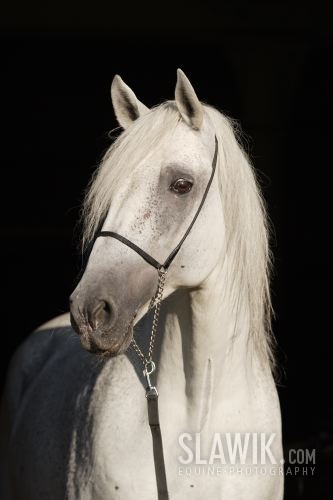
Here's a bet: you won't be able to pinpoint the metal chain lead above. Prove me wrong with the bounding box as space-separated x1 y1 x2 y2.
131 267 167 367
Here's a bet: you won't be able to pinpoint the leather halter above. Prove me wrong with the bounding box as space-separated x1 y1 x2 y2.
84 136 218 500
95 135 218 270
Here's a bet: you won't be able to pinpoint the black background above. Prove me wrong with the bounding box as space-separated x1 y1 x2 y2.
1 2 331 498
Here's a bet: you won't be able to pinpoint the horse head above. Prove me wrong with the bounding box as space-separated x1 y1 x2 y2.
70 70 225 356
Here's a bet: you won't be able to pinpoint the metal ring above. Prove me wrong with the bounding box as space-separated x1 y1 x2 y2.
145 360 156 375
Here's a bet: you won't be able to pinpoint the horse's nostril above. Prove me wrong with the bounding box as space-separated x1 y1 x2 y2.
102 300 111 314
88 299 113 330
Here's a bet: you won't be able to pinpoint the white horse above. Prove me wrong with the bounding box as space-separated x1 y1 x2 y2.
1 69 283 499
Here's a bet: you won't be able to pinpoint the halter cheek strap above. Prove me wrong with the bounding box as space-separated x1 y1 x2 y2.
95 135 218 270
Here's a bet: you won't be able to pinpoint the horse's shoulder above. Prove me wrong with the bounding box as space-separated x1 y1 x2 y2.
35 312 71 332
4 316 75 421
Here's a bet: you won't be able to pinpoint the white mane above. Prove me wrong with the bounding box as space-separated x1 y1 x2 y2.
81 101 275 371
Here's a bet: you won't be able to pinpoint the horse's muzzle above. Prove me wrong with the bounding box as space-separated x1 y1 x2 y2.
69 294 134 356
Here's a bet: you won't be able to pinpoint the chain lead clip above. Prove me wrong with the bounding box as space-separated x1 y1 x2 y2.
144 360 158 399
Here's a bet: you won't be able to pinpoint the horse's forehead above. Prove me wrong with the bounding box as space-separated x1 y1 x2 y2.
165 134 206 157
159 125 215 167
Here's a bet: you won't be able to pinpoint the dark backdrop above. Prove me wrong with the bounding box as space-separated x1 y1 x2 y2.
1 2 331 498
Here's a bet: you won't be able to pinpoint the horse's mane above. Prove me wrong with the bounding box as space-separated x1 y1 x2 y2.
81 101 275 372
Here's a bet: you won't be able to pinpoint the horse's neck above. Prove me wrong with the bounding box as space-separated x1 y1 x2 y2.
74 264 279 491
157 263 253 434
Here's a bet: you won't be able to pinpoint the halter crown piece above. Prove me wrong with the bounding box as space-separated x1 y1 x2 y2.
92 136 218 500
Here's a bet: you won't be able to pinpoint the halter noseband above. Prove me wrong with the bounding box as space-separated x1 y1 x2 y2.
95 135 218 270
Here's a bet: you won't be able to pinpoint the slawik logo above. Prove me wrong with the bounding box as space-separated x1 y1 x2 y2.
177 433 315 477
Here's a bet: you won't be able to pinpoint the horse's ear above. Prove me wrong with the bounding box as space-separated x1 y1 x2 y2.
111 75 149 129
175 69 203 130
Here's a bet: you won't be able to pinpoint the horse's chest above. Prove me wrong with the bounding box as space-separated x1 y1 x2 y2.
67 403 155 498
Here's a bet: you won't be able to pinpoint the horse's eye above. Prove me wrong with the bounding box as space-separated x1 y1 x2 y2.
170 178 193 195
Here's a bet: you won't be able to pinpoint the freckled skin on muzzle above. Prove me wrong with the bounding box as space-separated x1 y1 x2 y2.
69 265 158 356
